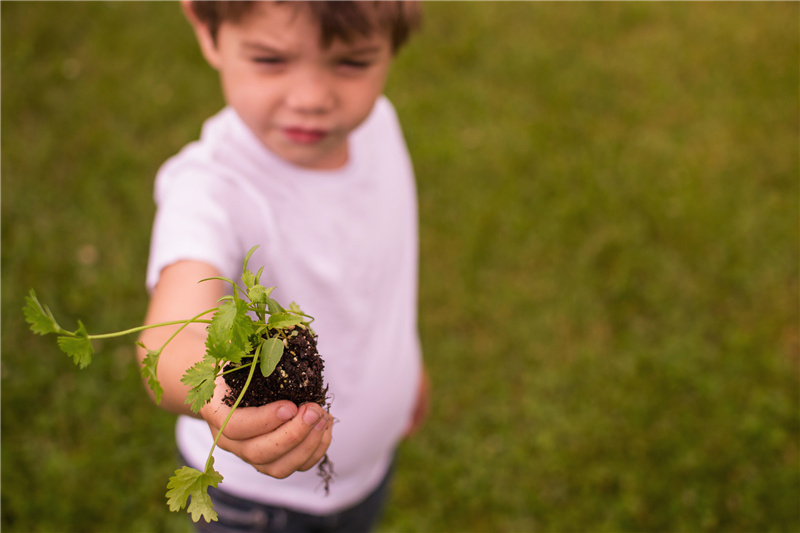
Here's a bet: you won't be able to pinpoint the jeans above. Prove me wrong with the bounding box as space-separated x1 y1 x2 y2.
193 464 394 533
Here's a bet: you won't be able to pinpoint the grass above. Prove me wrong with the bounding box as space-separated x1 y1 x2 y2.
2 2 798 532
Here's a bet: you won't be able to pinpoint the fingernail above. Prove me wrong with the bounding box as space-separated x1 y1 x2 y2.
314 417 328 432
277 405 296 421
303 408 322 426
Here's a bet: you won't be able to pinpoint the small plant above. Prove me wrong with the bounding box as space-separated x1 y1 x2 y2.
23 246 331 523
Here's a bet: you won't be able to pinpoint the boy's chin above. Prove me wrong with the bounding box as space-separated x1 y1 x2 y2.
280 145 349 171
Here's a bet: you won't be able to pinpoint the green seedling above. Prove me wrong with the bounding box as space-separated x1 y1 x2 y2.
24 246 318 523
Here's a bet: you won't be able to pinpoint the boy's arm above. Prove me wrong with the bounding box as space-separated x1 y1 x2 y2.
137 260 221 417
136 261 333 477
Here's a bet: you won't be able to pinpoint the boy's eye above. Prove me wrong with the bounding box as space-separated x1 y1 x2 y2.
253 57 286 66
339 59 371 69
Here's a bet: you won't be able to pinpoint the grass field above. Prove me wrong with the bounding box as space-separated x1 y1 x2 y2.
2 3 798 532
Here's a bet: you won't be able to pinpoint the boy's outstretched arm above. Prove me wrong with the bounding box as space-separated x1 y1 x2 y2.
137 260 222 416
136 261 333 476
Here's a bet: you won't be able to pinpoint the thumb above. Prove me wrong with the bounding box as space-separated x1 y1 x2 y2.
212 399 299 441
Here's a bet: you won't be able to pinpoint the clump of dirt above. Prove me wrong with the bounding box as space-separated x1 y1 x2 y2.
223 326 328 408
222 325 333 492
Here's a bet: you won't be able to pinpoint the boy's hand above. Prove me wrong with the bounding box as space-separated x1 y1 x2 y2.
201 379 333 479
140 260 334 478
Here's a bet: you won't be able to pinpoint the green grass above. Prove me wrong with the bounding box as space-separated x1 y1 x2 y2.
2 3 798 532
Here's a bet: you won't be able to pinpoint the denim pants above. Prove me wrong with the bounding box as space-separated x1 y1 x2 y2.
193 464 394 533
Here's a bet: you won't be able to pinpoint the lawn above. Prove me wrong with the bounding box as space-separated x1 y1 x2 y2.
2 2 798 532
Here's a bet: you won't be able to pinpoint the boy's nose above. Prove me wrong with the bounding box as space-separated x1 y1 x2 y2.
285 72 334 114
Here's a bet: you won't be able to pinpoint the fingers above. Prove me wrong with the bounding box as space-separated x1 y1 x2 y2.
297 415 333 472
237 404 328 467
249 406 334 478
206 400 334 479
206 399 298 441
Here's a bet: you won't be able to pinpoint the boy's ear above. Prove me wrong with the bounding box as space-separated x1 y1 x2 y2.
180 0 222 70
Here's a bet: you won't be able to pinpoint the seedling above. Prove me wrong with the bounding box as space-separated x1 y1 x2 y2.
23 246 330 523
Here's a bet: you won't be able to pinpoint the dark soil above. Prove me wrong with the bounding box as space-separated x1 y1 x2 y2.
222 326 328 408
222 325 334 492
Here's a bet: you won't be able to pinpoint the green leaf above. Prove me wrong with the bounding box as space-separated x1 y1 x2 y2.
210 299 244 335
23 289 59 335
181 358 218 413
266 297 284 315
199 275 237 287
138 343 164 404
166 460 224 523
268 312 303 330
243 245 260 272
240 246 261 290
260 337 284 377
242 268 255 290
247 284 275 304
57 321 93 368
247 284 266 304
205 335 245 364
288 302 314 326
208 299 254 355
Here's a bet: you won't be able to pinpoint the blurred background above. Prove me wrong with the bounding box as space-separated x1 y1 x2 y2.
2 2 797 532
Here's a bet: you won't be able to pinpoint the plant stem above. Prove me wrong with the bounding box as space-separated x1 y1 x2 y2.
221 362 254 376
84 308 218 340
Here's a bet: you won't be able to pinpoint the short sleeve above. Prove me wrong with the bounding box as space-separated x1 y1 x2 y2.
145 164 242 292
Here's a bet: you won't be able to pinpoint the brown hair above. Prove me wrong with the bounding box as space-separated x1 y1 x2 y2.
188 1 422 53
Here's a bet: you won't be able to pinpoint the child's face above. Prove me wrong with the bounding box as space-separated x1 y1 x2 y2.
194 2 394 170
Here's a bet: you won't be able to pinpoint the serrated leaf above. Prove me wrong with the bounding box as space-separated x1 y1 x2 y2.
268 312 303 330
208 299 254 356
247 284 275 304
57 321 93 368
205 335 245 364
209 299 241 336
23 290 59 335
247 284 267 304
260 337 285 377
138 343 164 404
242 269 255 290
166 460 224 523
181 358 218 413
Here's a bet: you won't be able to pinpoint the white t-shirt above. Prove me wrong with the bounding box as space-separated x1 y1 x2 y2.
146 96 422 515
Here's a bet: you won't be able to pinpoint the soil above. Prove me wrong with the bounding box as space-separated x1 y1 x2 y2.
221 325 334 492
222 326 328 408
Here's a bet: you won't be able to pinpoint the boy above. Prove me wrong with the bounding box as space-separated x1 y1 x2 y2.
136 2 429 532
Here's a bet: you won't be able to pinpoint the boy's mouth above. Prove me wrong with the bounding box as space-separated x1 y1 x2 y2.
283 127 328 145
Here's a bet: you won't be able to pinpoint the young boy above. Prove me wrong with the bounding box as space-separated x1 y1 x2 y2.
136 2 429 532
